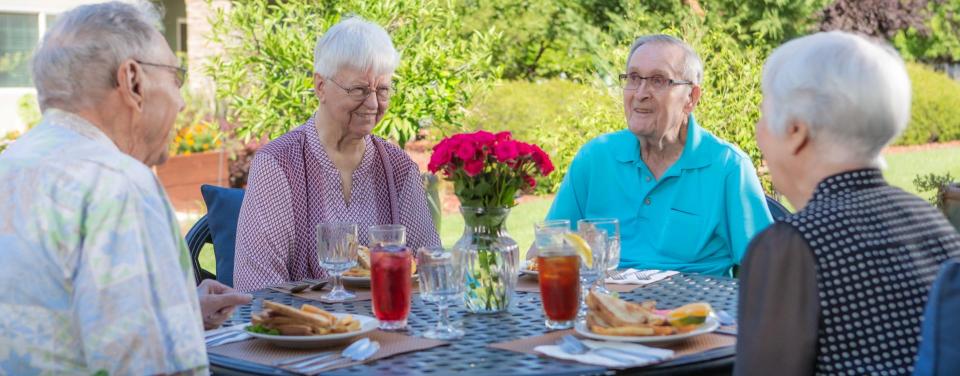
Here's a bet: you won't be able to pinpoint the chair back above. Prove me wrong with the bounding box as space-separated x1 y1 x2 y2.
765 194 790 221
185 214 216 284
914 259 960 376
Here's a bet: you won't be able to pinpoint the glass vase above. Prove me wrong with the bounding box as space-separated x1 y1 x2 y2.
454 206 519 313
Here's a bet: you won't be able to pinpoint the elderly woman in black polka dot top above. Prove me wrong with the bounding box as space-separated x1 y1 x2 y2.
734 31 960 376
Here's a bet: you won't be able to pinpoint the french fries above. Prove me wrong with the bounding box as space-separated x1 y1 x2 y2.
343 245 417 277
250 301 361 336
585 291 678 337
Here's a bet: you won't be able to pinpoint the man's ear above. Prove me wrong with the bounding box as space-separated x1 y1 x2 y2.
117 59 144 112
784 119 810 156
313 73 326 103
684 85 701 113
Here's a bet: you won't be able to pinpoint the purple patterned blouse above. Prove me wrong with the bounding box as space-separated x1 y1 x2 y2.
233 117 440 292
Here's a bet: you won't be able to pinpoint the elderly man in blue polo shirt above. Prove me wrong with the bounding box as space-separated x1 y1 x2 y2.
546 34 773 276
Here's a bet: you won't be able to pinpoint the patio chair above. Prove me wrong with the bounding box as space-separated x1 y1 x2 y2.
730 194 791 277
765 194 790 221
186 173 444 286
913 258 960 376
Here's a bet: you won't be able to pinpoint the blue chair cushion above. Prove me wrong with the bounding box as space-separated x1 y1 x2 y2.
200 184 245 287
914 259 960 376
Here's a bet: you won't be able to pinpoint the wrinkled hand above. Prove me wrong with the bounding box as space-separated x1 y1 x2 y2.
197 279 253 330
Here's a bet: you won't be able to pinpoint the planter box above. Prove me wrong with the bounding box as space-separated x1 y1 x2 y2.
155 150 228 213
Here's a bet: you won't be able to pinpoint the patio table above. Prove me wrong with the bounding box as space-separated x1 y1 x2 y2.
210 273 738 375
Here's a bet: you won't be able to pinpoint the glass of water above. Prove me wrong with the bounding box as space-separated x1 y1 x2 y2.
417 246 465 340
316 222 359 302
578 218 620 292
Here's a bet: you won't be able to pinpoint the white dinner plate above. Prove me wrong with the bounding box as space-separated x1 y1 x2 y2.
244 313 378 349
574 316 720 345
519 260 539 278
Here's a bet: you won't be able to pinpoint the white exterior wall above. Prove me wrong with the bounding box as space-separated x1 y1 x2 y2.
0 0 113 134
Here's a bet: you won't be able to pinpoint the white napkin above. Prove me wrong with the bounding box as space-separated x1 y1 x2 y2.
204 323 252 347
605 269 678 285
534 339 674 368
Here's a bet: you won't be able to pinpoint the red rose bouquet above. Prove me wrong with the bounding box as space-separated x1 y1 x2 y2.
428 130 554 312
428 130 554 208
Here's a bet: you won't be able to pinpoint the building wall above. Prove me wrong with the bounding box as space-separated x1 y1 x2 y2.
0 0 190 135
185 0 229 98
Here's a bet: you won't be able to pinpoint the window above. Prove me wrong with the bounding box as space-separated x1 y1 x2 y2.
0 12 38 87
177 18 187 53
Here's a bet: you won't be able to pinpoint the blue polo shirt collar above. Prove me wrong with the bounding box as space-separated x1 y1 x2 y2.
614 113 713 171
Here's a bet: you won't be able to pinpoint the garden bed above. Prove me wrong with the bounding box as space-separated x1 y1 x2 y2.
155 150 228 212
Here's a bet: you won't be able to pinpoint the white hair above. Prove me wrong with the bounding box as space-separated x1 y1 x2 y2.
761 31 911 165
626 34 704 85
313 16 400 78
31 1 162 111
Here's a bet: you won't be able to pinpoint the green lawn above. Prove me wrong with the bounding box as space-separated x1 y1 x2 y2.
192 146 960 274
883 147 960 201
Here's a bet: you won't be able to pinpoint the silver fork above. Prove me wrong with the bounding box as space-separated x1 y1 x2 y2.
610 270 635 281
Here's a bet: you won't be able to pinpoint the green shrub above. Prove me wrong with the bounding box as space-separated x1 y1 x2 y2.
17 94 41 130
207 0 501 147
468 24 770 194
895 63 960 145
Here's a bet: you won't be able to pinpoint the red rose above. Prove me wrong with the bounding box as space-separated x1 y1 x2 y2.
495 131 512 142
456 142 477 162
493 140 520 162
531 146 554 175
524 175 537 189
464 158 484 176
472 131 496 147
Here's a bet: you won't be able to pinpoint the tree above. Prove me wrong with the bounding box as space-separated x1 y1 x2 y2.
818 0 931 39
207 0 501 147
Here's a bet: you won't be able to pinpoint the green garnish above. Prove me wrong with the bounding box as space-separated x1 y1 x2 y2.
246 324 280 335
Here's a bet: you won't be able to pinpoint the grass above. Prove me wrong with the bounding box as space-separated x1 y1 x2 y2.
190 145 960 274
882 147 960 202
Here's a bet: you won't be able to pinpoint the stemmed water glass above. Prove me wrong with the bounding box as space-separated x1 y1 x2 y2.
578 218 620 293
574 225 607 318
316 222 359 302
417 246 466 339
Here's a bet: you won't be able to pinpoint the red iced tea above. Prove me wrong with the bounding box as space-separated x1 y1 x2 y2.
370 245 412 328
538 254 580 323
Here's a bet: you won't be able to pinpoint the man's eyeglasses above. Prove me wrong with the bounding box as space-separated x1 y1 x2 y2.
136 60 186 88
618 73 692 91
327 78 393 101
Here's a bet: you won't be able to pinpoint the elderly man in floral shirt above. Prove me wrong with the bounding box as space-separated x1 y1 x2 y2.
0 1 249 374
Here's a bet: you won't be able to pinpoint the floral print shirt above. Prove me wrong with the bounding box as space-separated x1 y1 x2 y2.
0 109 207 375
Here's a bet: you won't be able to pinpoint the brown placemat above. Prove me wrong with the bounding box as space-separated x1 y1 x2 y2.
515 276 642 293
208 330 447 375
489 329 735 358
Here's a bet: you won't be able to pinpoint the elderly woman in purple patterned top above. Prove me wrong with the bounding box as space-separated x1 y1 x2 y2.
233 17 441 292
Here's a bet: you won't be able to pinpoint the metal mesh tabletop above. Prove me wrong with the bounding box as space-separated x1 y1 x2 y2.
212 274 738 375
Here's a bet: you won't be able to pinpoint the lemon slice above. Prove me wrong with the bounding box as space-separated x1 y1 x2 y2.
564 233 593 267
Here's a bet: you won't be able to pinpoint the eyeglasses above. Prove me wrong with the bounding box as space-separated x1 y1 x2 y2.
618 73 692 91
136 60 186 88
327 78 393 101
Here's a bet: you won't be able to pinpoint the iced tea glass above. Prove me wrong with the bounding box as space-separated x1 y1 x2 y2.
537 249 580 330
534 224 580 329
369 224 412 331
316 222 359 302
